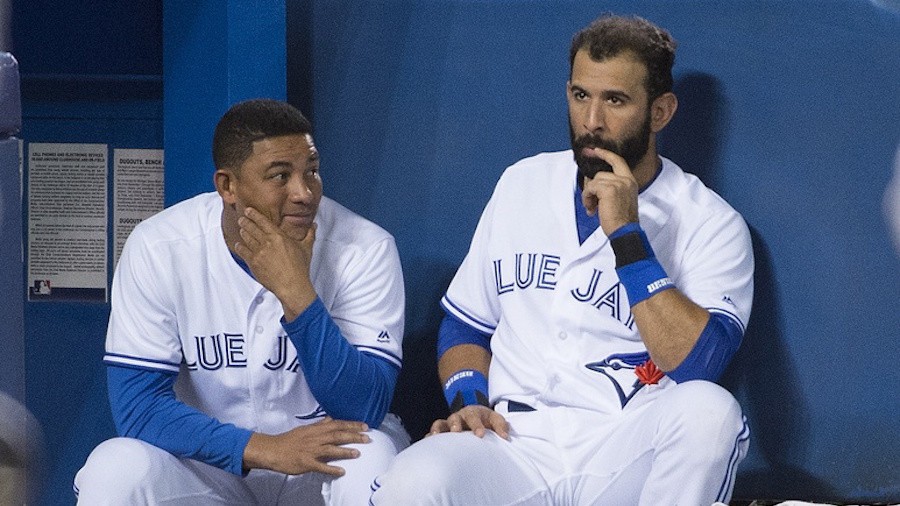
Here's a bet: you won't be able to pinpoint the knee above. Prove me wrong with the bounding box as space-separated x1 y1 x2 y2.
75 438 157 497
659 381 747 455
325 427 409 505
668 381 742 426
370 435 465 505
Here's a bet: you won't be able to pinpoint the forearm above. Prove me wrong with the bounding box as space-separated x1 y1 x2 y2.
630 289 709 371
437 314 493 411
437 312 492 382
438 344 491 383
284 298 398 427
610 222 709 371
107 365 252 475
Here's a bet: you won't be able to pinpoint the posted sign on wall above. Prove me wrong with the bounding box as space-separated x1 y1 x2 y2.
26 144 166 302
27 143 108 302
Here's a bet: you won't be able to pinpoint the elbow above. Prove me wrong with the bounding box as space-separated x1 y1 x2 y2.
667 314 742 384
318 358 398 428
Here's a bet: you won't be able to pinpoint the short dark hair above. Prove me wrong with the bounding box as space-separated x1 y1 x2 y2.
212 98 313 171
569 14 676 101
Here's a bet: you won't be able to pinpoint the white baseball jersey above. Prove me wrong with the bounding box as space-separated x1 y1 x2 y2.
104 192 404 435
441 150 753 416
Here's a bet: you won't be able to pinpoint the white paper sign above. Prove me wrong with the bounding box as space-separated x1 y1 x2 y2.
27 143 108 301
113 149 164 268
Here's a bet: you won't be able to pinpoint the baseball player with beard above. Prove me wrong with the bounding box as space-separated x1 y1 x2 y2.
372 14 753 505
74 99 409 505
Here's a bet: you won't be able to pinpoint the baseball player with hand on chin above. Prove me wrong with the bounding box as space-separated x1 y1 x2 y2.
372 14 753 505
74 99 409 504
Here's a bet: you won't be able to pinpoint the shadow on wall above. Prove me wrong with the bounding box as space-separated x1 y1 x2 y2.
658 72 725 187
660 73 837 500
720 230 838 501
390 258 456 441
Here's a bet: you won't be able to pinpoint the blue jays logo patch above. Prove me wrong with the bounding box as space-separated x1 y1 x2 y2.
296 405 327 420
585 352 650 408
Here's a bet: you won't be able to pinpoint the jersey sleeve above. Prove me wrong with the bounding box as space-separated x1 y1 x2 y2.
440 181 505 335
675 209 754 333
327 237 405 367
104 225 182 372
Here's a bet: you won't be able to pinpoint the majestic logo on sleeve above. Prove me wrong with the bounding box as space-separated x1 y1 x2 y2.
585 352 654 408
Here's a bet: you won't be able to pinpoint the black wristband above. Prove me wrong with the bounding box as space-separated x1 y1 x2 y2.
610 231 650 268
448 389 490 413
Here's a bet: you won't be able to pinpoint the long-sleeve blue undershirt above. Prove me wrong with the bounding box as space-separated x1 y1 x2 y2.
107 297 399 476
436 310 741 383
282 297 398 427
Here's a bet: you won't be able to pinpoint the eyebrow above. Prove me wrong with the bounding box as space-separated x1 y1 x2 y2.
602 89 631 100
570 83 631 100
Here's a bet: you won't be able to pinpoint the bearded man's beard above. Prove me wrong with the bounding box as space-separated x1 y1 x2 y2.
570 111 652 181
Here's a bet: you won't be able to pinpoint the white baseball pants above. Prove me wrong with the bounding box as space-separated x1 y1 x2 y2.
371 381 749 506
74 414 409 505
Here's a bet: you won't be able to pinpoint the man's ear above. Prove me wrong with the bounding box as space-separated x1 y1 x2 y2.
650 92 678 133
214 169 238 204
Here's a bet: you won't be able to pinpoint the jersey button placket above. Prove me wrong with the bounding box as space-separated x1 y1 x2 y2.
246 289 268 428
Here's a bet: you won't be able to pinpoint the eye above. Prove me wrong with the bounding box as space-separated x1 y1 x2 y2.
606 94 628 106
270 172 289 182
572 89 588 101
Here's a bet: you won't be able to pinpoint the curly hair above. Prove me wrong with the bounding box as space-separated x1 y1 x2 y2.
569 14 677 101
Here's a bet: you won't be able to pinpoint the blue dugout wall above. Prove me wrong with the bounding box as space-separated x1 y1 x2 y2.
12 0 900 503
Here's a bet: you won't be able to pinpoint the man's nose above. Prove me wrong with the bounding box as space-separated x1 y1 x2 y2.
584 103 605 132
289 173 314 202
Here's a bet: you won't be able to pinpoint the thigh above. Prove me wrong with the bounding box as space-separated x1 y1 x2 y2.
574 381 748 505
74 438 258 505
371 428 551 506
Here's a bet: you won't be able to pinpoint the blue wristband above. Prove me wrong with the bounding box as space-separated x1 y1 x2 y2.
610 224 675 306
443 369 489 412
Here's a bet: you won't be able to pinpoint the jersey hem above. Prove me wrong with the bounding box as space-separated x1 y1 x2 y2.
706 307 746 334
440 296 496 335
104 353 180 374
357 346 402 369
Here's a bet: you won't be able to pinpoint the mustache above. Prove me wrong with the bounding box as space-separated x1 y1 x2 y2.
573 134 616 179
573 133 617 152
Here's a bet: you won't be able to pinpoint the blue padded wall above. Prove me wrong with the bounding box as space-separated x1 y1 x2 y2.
21 102 162 505
163 0 287 206
291 1 900 502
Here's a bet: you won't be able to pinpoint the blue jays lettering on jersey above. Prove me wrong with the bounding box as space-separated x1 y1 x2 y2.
494 254 636 330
